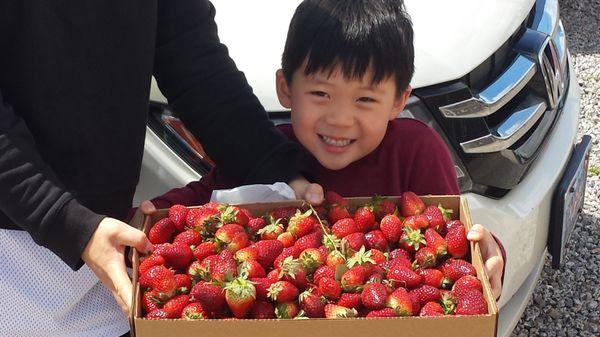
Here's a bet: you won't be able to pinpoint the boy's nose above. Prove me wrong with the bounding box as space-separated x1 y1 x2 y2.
323 106 354 127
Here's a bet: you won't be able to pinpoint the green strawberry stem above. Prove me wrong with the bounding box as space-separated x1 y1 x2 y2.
305 202 341 255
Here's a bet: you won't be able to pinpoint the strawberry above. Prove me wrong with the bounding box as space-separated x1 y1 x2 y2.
168 204 189 232
328 205 352 224
409 291 421 314
215 224 249 252
379 257 411 272
181 302 208 320
324 304 358 319
400 191 426 217
211 250 238 282
273 246 301 269
277 232 295 247
190 282 226 312
142 291 162 314
365 230 388 251
389 248 412 261
187 260 209 283
317 277 342 301
379 214 403 243
145 309 169 319
299 290 327 318
193 241 219 261
293 230 323 251
287 210 317 238
249 301 275 319
174 274 192 294
268 206 300 226
445 225 468 258
440 258 477 282
139 265 177 299
275 301 300 319
332 218 359 238
246 217 267 236
174 230 202 247
186 207 220 232
402 215 430 230
399 227 426 253
299 248 324 273
369 249 387 264
440 290 458 314
238 260 266 278
416 268 449 288
343 232 366 252
325 191 349 207
340 266 369 292
366 308 397 318
234 246 259 263
455 289 488 315
163 294 190 318
267 269 280 281
326 250 346 267
250 277 274 301
278 256 309 290
149 218 175 244
354 206 375 232
336 292 363 309
424 228 448 257
452 275 482 297
313 265 336 285
438 219 464 237
267 281 299 303
414 246 438 269
386 287 413 316
361 283 389 310
224 277 256 318
371 195 398 220
139 254 166 276
252 240 284 269
410 285 441 306
387 265 422 289
423 204 453 229
160 242 193 270
218 205 249 226
419 302 444 317
257 223 284 240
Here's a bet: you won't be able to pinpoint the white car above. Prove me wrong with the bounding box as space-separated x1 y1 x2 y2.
136 0 591 335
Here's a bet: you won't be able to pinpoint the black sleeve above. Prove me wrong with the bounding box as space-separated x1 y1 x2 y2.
0 89 105 270
153 0 301 185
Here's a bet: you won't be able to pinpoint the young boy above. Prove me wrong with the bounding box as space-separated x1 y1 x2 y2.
140 0 504 299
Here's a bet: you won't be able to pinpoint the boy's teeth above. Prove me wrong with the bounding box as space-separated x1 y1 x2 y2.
321 135 352 147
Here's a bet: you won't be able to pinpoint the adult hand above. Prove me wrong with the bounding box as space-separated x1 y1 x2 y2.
82 217 153 315
288 176 324 205
139 200 157 216
467 224 504 300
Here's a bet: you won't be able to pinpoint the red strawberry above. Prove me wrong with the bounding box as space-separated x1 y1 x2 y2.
249 300 275 319
385 287 413 316
299 290 327 318
139 254 166 276
267 281 299 303
287 210 318 238
168 204 189 232
326 250 346 268
399 227 426 253
160 242 193 270
440 258 477 282
139 265 177 300
275 301 300 319
402 215 430 230
328 205 352 224
440 290 458 314
252 240 284 269
336 292 363 309
389 248 412 261
343 232 366 252
299 248 324 273
215 224 248 249
218 205 249 226
190 282 226 312
293 230 323 251
173 230 202 247
387 265 422 289
380 214 403 243
340 266 369 292
325 191 349 207
163 294 190 318
452 275 482 297
277 232 295 247
186 207 220 232
246 217 267 235
257 223 284 240
268 206 300 226
238 260 266 278
148 218 175 244
193 241 219 261
371 196 397 220
423 204 453 229
324 304 358 319
313 265 336 285
400 191 426 217
317 277 342 301
187 260 209 283
224 277 256 318
142 291 162 314
181 302 208 320
414 246 438 269
416 268 449 288
361 283 389 310
409 291 421 314
419 302 444 317
250 277 274 301
379 257 411 272
369 249 387 265
445 225 468 258
354 206 376 232
273 246 301 269
278 257 309 290
174 274 192 294
366 308 397 317
455 289 488 315
332 218 359 238
410 285 441 306
145 309 169 319
365 230 388 251
211 250 238 282
424 228 448 257
234 246 259 263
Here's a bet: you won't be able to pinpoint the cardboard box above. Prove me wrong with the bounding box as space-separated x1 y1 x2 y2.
130 195 498 337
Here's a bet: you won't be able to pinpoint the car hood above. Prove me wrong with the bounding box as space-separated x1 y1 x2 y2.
151 0 536 110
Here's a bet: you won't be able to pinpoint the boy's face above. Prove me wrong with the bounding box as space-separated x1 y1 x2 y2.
276 64 411 170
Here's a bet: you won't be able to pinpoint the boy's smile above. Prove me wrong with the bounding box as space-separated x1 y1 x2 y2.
276 64 411 170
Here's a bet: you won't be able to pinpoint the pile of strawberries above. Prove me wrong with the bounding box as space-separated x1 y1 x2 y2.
138 191 488 320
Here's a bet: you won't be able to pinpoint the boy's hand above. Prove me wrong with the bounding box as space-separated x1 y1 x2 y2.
288 176 324 205
467 224 504 300
139 200 157 216
82 217 153 315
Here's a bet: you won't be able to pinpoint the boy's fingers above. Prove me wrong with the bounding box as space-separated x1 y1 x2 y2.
116 223 153 254
490 272 503 300
467 224 485 241
106 260 133 315
140 200 157 215
305 183 324 205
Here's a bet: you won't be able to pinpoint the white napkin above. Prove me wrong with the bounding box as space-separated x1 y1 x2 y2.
210 182 297 204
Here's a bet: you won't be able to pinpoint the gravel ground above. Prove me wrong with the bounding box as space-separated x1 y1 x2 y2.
511 1 600 336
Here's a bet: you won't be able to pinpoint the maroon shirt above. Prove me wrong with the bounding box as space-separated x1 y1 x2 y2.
150 118 459 208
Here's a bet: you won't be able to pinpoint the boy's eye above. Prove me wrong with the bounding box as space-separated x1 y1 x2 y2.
310 91 329 98
357 97 376 103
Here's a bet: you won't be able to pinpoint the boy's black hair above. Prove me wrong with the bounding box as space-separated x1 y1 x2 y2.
281 0 414 93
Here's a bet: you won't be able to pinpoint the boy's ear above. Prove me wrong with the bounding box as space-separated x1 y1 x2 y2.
390 86 413 120
276 69 292 109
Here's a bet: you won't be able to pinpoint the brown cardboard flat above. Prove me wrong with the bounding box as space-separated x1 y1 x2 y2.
130 195 498 337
